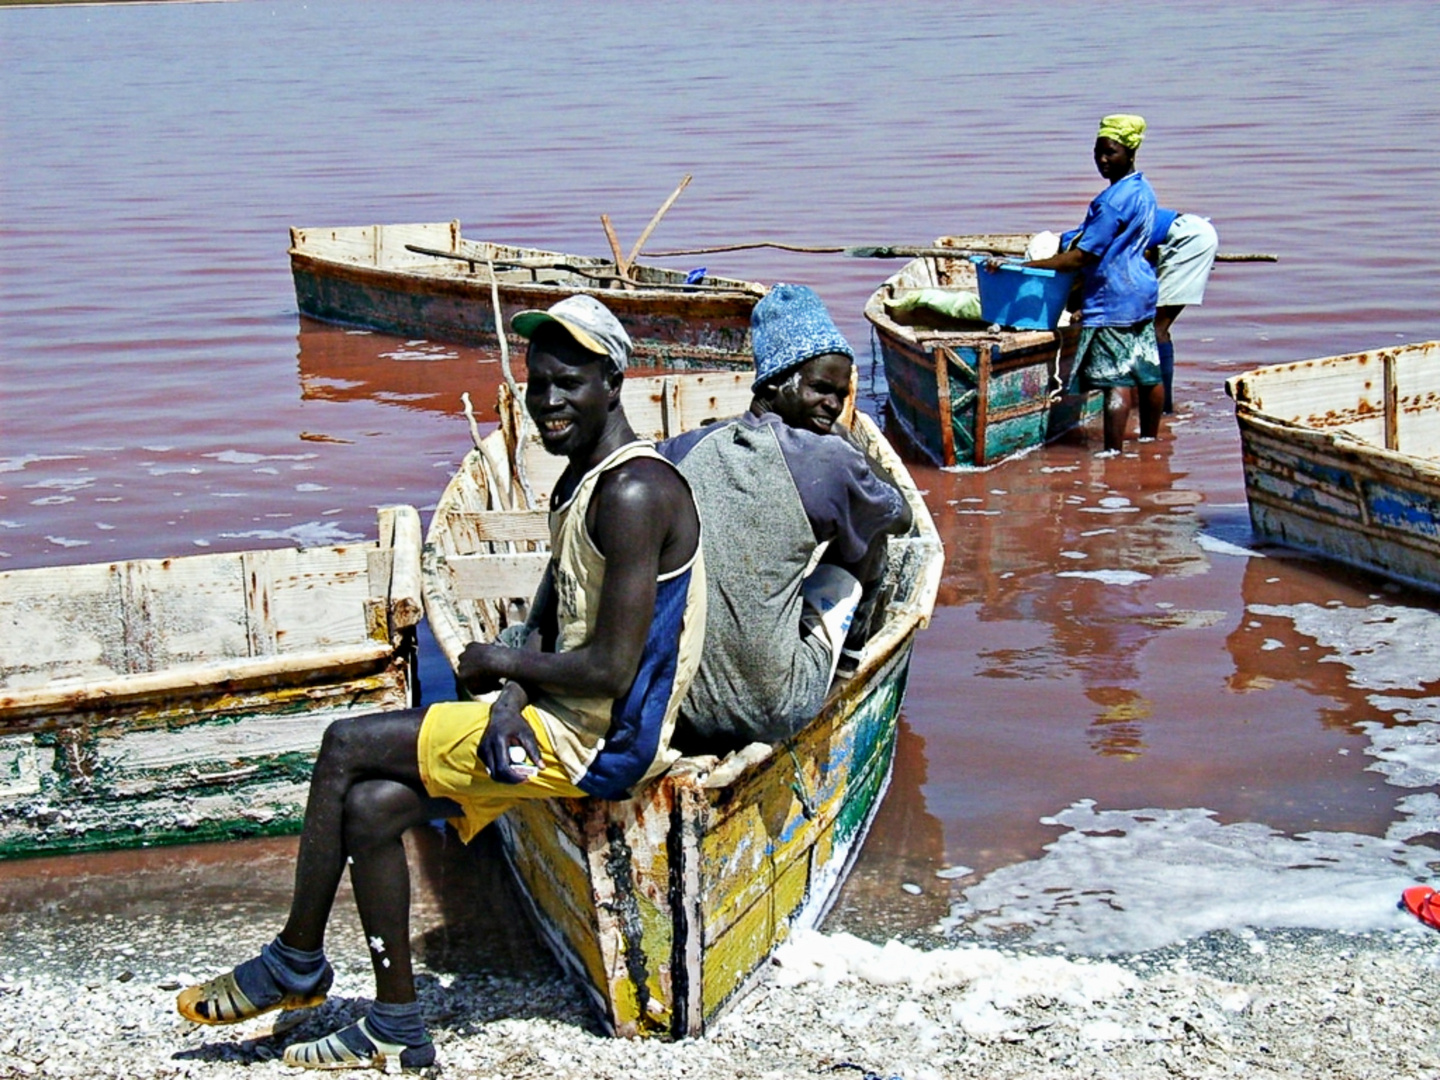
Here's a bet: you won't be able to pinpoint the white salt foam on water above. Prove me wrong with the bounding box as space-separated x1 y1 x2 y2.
1195 532 1262 558
218 522 363 547
947 800 1432 955
1056 570 1152 586
946 597 1440 956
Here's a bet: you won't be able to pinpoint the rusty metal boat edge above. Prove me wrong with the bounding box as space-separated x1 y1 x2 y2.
0 506 424 859
290 221 766 369
864 234 1099 468
1227 339 1440 590
421 371 942 1037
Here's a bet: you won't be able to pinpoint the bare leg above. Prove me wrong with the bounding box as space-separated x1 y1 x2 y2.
1102 387 1132 452
1155 305 1184 414
1154 305 1182 345
1138 383 1165 439
342 777 455 1003
279 708 444 952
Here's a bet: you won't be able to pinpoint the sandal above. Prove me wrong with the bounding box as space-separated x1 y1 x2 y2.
176 965 332 1026
282 1018 435 1072
1401 885 1440 931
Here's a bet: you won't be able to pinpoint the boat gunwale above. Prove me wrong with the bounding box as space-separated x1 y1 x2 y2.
1226 339 1440 475
288 222 766 302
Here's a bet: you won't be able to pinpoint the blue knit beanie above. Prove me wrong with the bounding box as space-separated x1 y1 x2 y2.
750 283 854 391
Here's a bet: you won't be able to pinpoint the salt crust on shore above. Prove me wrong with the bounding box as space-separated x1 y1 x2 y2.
2 922 1437 1079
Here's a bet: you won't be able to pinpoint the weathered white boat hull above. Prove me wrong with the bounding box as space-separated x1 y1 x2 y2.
290 222 764 368
1228 340 1440 590
0 506 423 858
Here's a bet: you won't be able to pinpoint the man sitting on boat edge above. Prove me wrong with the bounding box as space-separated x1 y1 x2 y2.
175 295 705 1071
659 283 913 755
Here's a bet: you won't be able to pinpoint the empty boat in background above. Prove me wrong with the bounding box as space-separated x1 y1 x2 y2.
289 221 765 369
1228 340 1440 590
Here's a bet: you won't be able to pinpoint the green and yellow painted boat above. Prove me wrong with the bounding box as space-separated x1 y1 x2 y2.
864 234 1097 467
0 506 423 859
421 371 942 1036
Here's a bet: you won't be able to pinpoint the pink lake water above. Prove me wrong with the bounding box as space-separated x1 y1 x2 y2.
3 0 1440 954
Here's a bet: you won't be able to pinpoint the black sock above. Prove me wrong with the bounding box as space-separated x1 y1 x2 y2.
366 1000 430 1048
233 936 331 1005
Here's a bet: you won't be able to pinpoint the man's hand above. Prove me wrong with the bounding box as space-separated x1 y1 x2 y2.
478 683 544 784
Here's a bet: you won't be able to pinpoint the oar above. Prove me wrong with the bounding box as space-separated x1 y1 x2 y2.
648 240 1279 262
599 214 633 288
849 244 1280 262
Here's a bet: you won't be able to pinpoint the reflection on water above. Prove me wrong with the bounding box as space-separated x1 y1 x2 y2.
296 318 508 423
926 434 1210 763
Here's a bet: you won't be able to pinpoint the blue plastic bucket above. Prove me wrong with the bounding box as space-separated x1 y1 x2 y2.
968 256 1074 331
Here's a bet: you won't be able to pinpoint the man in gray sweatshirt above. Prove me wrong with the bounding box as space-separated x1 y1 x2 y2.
659 283 912 752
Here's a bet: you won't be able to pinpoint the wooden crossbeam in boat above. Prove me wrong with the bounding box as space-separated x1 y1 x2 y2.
446 552 551 601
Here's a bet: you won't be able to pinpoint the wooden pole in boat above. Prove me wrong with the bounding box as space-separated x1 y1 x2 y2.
486 261 536 508
460 392 485 452
486 261 518 395
626 174 692 267
599 214 634 289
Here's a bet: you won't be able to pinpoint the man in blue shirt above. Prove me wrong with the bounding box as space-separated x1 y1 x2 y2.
1022 113 1162 454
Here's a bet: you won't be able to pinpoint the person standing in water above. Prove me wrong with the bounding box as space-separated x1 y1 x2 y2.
1149 205 1220 413
1019 113 1161 454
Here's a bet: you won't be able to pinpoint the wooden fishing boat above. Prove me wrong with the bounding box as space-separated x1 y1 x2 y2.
290 221 766 368
863 234 1097 467
0 506 423 859
1228 339 1440 590
422 371 943 1037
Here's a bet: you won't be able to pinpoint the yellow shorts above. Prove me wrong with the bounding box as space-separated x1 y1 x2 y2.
417 699 586 844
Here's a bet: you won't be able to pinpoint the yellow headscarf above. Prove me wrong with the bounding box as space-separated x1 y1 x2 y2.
1097 113 1146 150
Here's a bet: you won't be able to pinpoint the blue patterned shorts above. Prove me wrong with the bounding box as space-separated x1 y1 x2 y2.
1074 321 1162 390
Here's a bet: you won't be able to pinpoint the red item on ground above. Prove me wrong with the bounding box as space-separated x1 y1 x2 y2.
1401 886 1440 930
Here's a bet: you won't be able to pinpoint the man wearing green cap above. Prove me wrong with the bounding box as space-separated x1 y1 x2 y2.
660 283 913 751
1020 112 1162 454
174 294 705 1070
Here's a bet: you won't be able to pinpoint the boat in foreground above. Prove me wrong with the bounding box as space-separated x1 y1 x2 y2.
290 221 766 368
422 371 943 1037
0 506 423 858
1228 340 1440 590
864 234 1097 467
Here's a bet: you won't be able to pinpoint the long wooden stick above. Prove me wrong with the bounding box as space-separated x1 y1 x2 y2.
405 243 762 293
647 241 847 257
487 261 517 394
626 174 692 266
647 240 1278 262
599 213 633 288
1214 253 1279 263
